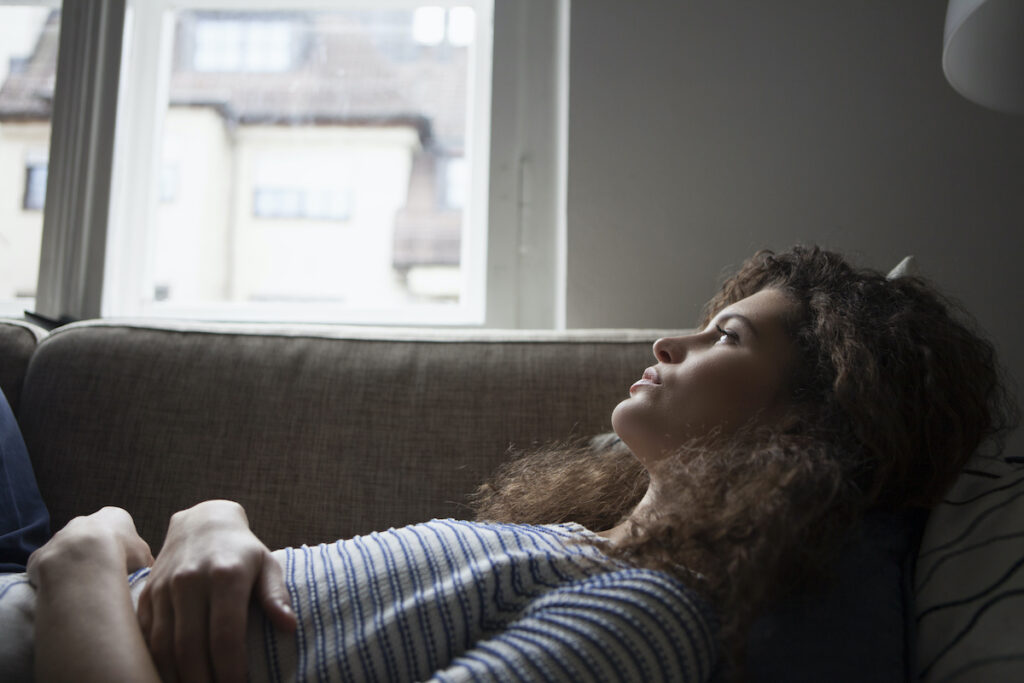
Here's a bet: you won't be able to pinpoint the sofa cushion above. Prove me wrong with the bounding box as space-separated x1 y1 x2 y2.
747 508 926 683
0 320 47 416
915 456 1024 681
18 320 667 553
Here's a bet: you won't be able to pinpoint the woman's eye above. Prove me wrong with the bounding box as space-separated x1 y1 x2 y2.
716 325 739 344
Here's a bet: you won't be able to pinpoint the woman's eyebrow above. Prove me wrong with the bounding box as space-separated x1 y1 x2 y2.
718 313 760 339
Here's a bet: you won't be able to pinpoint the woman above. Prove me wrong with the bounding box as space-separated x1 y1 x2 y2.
25 246 1016 682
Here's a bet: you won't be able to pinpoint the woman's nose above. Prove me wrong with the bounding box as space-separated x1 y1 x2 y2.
653 336 687 363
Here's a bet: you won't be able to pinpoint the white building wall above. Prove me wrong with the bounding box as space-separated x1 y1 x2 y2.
0 121 49 302
155 107 233 302
230 125 418 306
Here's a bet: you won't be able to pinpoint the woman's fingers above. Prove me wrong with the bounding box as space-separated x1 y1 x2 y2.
139 501 285 682
208 564 254 683
171 571 213 683
125 537 155 573
257 552 296 632
28 507 152 582
147 589 180 683
137 584 153 635
93 507 153 570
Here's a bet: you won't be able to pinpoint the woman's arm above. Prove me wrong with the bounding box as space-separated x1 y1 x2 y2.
429 570 719 683
138 499 296 683
28 507 158 683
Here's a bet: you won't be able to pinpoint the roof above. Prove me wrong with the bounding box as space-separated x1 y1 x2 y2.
0 9 59 121
0 10 467 269
0 10 468 152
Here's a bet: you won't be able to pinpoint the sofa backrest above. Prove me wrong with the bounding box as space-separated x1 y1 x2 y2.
15 320 670 552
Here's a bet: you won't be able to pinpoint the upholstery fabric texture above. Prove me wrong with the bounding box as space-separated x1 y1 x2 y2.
0 320 46 415
18 321 660 552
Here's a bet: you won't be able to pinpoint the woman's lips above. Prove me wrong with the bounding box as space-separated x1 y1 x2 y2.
629 366 661 393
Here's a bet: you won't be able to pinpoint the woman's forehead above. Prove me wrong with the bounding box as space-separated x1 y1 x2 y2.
711 288 797 327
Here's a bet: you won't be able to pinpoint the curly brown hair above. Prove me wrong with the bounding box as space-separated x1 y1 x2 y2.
469 245 1018 677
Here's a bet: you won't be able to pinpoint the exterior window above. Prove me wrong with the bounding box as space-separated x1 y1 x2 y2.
193 17 297 72
447 7 475 46
159 162 179 203
412 7 445 45
253 187 352 221
23 162 47 210
443 156 468 210
413 7 475 46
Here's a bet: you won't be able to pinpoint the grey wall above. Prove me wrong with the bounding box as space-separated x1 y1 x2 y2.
564 1 1023 452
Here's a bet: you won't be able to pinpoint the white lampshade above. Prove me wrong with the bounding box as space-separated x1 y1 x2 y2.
943 0 1024 114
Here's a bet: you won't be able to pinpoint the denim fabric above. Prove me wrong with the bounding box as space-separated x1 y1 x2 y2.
0 386 49 572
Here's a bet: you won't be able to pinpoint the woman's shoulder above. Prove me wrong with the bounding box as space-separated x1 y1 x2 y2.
410 518 610 553
548 564 716 619
520 564 720 680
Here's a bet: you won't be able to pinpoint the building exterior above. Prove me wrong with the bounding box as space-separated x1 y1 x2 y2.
0 8 467 311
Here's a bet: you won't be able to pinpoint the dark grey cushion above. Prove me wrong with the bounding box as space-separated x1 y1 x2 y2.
747 509 927 683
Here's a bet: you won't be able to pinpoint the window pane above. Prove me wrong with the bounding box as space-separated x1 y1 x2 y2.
0 5 59 315
139 5 485 320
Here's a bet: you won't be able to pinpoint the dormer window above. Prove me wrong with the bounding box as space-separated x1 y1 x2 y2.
193 16 297 72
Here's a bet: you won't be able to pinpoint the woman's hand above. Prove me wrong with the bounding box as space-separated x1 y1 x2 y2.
27 506 153 585
29 508 161 683
138 500 296 683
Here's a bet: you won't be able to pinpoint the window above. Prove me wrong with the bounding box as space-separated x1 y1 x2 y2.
413 7 475 47
192 15 298 72
22 162 47 210
27 0 567 327
159 162 179 203
253 187 352 221
442 156 467 209
447 7 475 46
412 7 445 46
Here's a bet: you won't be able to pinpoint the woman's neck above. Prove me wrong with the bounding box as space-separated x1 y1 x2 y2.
595 482 661 545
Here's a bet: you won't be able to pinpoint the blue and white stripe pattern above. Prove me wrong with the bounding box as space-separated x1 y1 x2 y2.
0 519 718 682
248 519 718 682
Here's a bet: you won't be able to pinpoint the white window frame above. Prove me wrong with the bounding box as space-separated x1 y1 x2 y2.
33 0 568 328
33 0 124 322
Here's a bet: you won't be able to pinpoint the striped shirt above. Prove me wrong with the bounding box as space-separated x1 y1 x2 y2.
0 519 718 682
243 519 717 682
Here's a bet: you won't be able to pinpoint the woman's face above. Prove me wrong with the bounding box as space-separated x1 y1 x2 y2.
611 287 799 464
